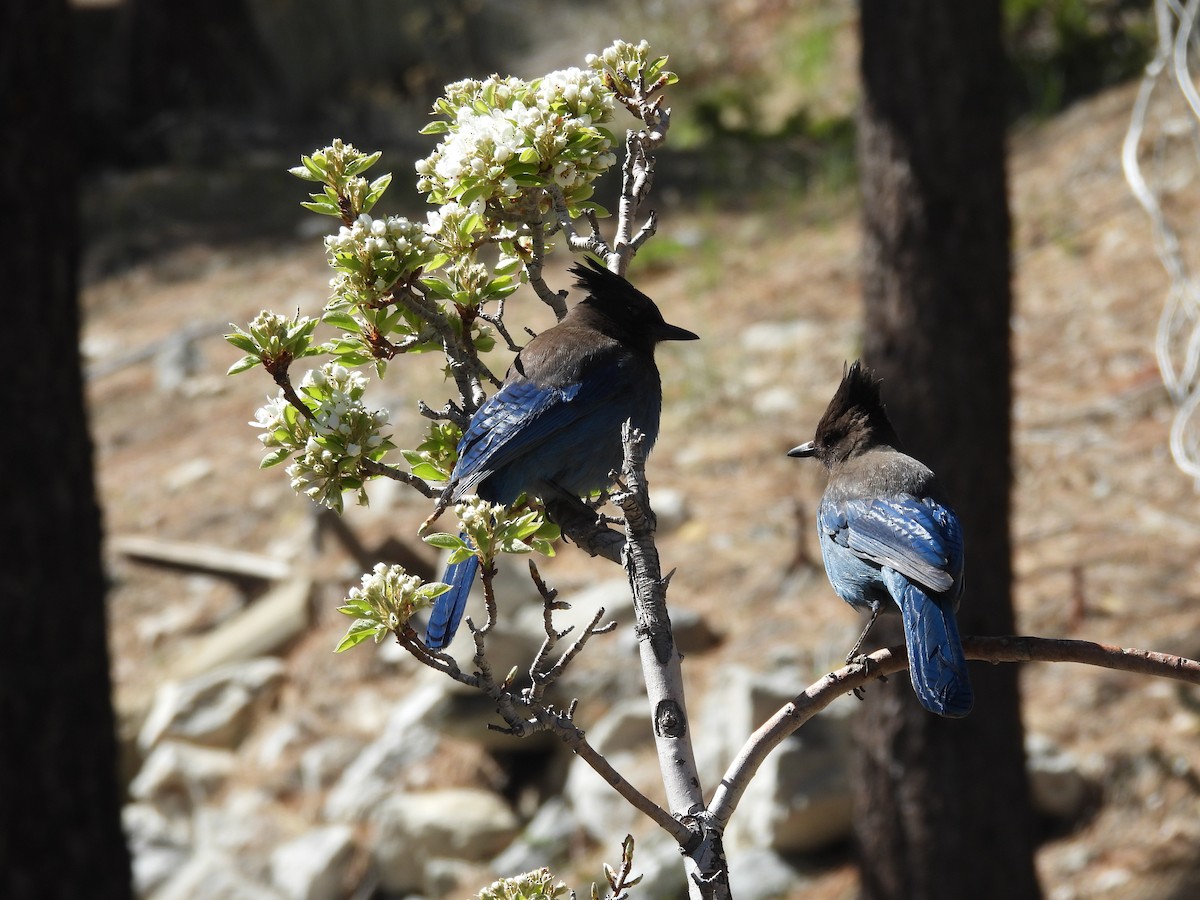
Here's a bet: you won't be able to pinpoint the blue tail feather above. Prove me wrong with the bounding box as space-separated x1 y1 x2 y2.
424 539 479 649
884 569 973 718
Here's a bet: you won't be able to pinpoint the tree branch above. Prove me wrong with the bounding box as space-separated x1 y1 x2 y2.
613 422 715 895
707 636 1200 829
540 708 693 846
543 493 625 563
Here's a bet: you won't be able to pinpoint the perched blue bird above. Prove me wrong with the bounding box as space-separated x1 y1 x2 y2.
424 258 698 648
788 361 973 717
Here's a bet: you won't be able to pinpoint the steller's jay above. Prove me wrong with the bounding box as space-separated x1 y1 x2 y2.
788 360 973 718
424 258 698 648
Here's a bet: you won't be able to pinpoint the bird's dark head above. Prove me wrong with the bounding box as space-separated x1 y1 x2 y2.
569 259 698 349
788 360 901 468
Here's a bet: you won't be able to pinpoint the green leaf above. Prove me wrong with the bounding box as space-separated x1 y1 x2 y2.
409 462 449 482
322 311 361 331
424 532 468 551
420 121 451 135
344 150 382 177
416 582 452 600
260 448 291 469
226 354 261 376
363 173 393 212
225 332 259 353
458 181 491 206
334 619 385 653
297 154 329 182
288 164 319 181
300 198 342 216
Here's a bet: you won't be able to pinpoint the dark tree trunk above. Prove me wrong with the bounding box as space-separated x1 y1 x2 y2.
0 2 133 898
124 0 276 121
854 4 1041 899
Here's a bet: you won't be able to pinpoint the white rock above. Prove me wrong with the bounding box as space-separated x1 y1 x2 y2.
192 788 280 858
739 319 822 354
269 825 356 900
651 487 690 532
563 700 658 843
128 740 235 806
139 657 287 752
728 728 853 853
370 789 520 893
490 798 576 877
423 857 478 898
299 736 365 794
698 666 855 854
727 847 805 900
154 850 283 900
255 721 309 771
123 802 191 897
1027 732 1091 820
323 682 443 821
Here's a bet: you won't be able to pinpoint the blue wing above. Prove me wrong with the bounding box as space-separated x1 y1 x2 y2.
452 379 581 495
817 494 971 717
452 356 645 503
822 495 962 596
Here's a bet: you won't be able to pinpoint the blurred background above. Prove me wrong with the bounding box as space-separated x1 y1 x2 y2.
26 0 1200 898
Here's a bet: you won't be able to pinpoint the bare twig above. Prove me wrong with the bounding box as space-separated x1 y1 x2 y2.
390 282 495 409
545 183 611 260
360 459 436 498
525 212 570 320
477 300 524 353
541 708 693 845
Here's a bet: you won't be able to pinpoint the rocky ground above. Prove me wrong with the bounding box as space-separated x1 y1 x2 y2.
85 78 1200 900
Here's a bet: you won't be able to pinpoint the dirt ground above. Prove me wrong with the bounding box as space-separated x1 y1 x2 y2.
85 77 1200 899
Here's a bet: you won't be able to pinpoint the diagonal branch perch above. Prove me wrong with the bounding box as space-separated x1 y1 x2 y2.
707 636 1200 830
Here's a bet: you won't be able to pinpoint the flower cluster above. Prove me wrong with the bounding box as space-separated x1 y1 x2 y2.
225 310 318 376
290 139 392 221
424 497 561 567
456 496 508 535
416 64 617 222
475 868 567 900
251 363 393 512
335 562 449 652
325 213 432 310
586 39 678 101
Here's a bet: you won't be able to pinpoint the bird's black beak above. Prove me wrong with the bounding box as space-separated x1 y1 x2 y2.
787 441 817 458
655 320 700 342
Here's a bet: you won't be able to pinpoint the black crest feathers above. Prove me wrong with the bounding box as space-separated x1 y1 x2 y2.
570 258 656 322
810 360 901 463
568 258 698 345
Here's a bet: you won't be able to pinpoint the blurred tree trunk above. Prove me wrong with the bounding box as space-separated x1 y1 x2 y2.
0 2 133 898
855 3 1042 899
124 0 275 120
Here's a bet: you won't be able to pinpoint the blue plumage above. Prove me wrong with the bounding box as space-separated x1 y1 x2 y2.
424 259 697 649
790 361 973 717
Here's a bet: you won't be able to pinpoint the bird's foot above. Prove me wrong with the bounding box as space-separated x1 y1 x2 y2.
846 653 887 703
